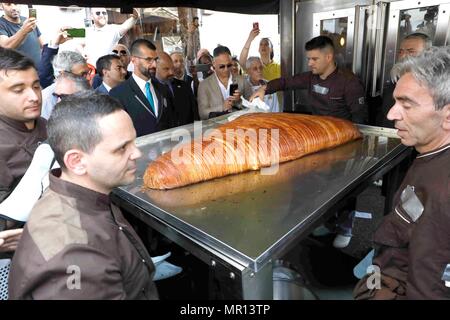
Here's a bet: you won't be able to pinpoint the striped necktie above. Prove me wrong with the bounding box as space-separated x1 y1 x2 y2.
145 82 156 114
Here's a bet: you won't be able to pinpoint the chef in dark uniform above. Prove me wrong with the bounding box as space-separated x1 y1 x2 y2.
250 35 368 124
354 46 450 300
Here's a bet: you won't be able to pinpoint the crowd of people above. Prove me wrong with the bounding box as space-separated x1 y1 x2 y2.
0 2 449 300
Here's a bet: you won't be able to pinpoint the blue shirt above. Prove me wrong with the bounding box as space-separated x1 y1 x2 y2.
0 16 41 65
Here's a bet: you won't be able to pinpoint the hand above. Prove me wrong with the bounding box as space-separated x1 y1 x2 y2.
247 27 260 42
249 85 266 102
223 98 234 111
0 228 23 253
231 89 242 104
130 8 139 20
54 26 73 46
21 18 37 34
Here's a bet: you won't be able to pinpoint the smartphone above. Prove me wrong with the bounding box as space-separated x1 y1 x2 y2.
66 28 86 38
229 83 239 96
253 22 259 30
28 8 37 19
194 64 211 73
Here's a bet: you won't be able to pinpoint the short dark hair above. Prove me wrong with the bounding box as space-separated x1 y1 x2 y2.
213 45 231 58
130 39 157 56
305 35 335 52
0 47 35 77
47 92 123 169
96 54 120 77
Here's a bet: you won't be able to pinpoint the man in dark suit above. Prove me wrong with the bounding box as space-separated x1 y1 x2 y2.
95 54 127 94
156 52 199 127
109 39 174 137
170 51 194 90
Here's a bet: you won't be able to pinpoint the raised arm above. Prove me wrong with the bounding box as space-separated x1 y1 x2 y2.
118 8 139 37
239 27 260 71
0 18 37 49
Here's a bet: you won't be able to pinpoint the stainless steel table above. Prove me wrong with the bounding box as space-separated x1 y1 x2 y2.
112 113 410 299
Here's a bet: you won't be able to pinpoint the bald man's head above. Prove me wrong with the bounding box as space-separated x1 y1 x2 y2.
156 51 175 81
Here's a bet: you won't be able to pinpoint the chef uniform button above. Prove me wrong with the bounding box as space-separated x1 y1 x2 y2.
142 259 146 263
119 226 123 231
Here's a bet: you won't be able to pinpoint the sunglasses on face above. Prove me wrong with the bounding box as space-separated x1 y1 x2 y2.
218 63 233 70
112 49 128 56
95 11 107 16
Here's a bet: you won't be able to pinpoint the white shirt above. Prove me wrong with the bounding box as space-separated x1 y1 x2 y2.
41 83 57 120
214 73 233 100
85 24 122 66
132 73 159 117
250 82 280 113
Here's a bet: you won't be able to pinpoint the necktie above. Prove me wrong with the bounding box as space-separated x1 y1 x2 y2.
145 82 156 114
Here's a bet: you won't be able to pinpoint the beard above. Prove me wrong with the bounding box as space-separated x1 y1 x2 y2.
173 67 183 78
138 63 156 79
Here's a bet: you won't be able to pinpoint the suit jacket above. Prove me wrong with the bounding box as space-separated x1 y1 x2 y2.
38 44 58 89
109 76 174 137
92 71 132 89
197 74 253 120
95 83 109 94
168 78 199 126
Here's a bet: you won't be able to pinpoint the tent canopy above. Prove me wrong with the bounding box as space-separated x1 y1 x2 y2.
13 0 279 14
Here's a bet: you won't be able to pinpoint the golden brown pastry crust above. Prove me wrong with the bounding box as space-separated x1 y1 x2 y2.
143 113 362 190
144 139 360 208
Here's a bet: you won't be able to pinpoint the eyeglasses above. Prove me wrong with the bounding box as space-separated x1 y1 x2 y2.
218 63 233 70
52 92 71 100
112 49 128 56
133 55 159 64
66 69 92 78
95 11 107 16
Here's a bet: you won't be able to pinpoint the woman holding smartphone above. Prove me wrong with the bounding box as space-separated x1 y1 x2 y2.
239 22 281 81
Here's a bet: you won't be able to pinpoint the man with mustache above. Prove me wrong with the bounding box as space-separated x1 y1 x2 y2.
156 51 199 127
110 39 174 136
354 46 450 300
8 92 159 299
